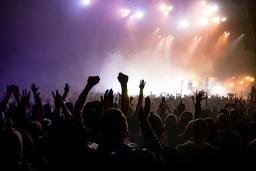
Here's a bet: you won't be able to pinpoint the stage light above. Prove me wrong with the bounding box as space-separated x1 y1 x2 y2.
251 78 255 82
160 4 173 16
179 19 189 29
81 0 91 6
134 11 144 19
213 16 220 24
212 84 225 95
120 8 131 17
200 18 208 26
210 5 218 13
239 81 244 85
221 17 227 22
224 31 230 37
201 1 207 7
245 76 250 80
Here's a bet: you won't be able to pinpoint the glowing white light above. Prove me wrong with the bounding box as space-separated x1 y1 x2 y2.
201 1 207 7
211 5 218 13
211 84 225 95
200 18 208 26
160 4 173 16
224 31 230 37
134 11 144 19
179 19 189 29
81 0 91 6
213 16 220 24
221 17 227 22
120 8 131 17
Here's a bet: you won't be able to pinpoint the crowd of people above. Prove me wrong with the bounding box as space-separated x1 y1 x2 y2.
1 73 256 170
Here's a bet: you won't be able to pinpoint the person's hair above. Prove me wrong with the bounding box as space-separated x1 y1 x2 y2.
164 114 177 130
99 108 128 145
0 128 23 164
148 113 164 138
190 118 209 140
83 101 103 130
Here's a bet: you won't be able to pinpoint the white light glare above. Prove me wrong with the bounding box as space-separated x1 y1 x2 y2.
210 5 218 13
179 19 189 29
160 4 173 16
81 0 91 6
221 17 227 22
120 8 131 17
134 11 144 19
200 18 208 26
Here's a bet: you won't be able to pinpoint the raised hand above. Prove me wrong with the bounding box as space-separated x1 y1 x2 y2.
20 89 30 108
52 90 62 110
139 79 146 89
62 83 70 101
101 89 114 110
64 83 70 93
196 90 206 104
31 83 39 95
87 76 100 88
6 85 13 96
138 96 151 123
118 72 128 85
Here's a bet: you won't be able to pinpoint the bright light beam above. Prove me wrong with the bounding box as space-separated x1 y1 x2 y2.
120 8 131 17
160 4 173 16
179 19 190 29
134 11 144 19
80 0 91 6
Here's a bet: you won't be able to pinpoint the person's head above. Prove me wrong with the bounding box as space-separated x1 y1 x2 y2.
43 103 52 118
205 118 218 138
0 128 23 164
190 118 209 141
99 108 128 145
179 111 193 129
28 120 44 140
216 113 229 130
148 113 164 138
164 114 177 131
83 101 103 131
229 109 241 122
218 109 229 117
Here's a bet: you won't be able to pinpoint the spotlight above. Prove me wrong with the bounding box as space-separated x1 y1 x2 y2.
210 5 218 13
201 1 207 7
160 4 173 16
81 0 91 6
224 31 230 37
221 17 227 22
245 76 250 80
251 78 255 82
179 19 189 29
120 8 131 17
134 11 144 19
213 16 220 24
200 18 208 26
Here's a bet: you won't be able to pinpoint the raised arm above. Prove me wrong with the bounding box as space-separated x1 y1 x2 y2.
101 89 114 110
74 76 100 124
135 80 146 115
31 84 42 107
117 73 129 116
62 83 70 101
194 90 206 119
1 85 13 112
139 97 163 154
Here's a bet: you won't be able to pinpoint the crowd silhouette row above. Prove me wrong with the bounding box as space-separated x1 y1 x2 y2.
1 73 256 170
